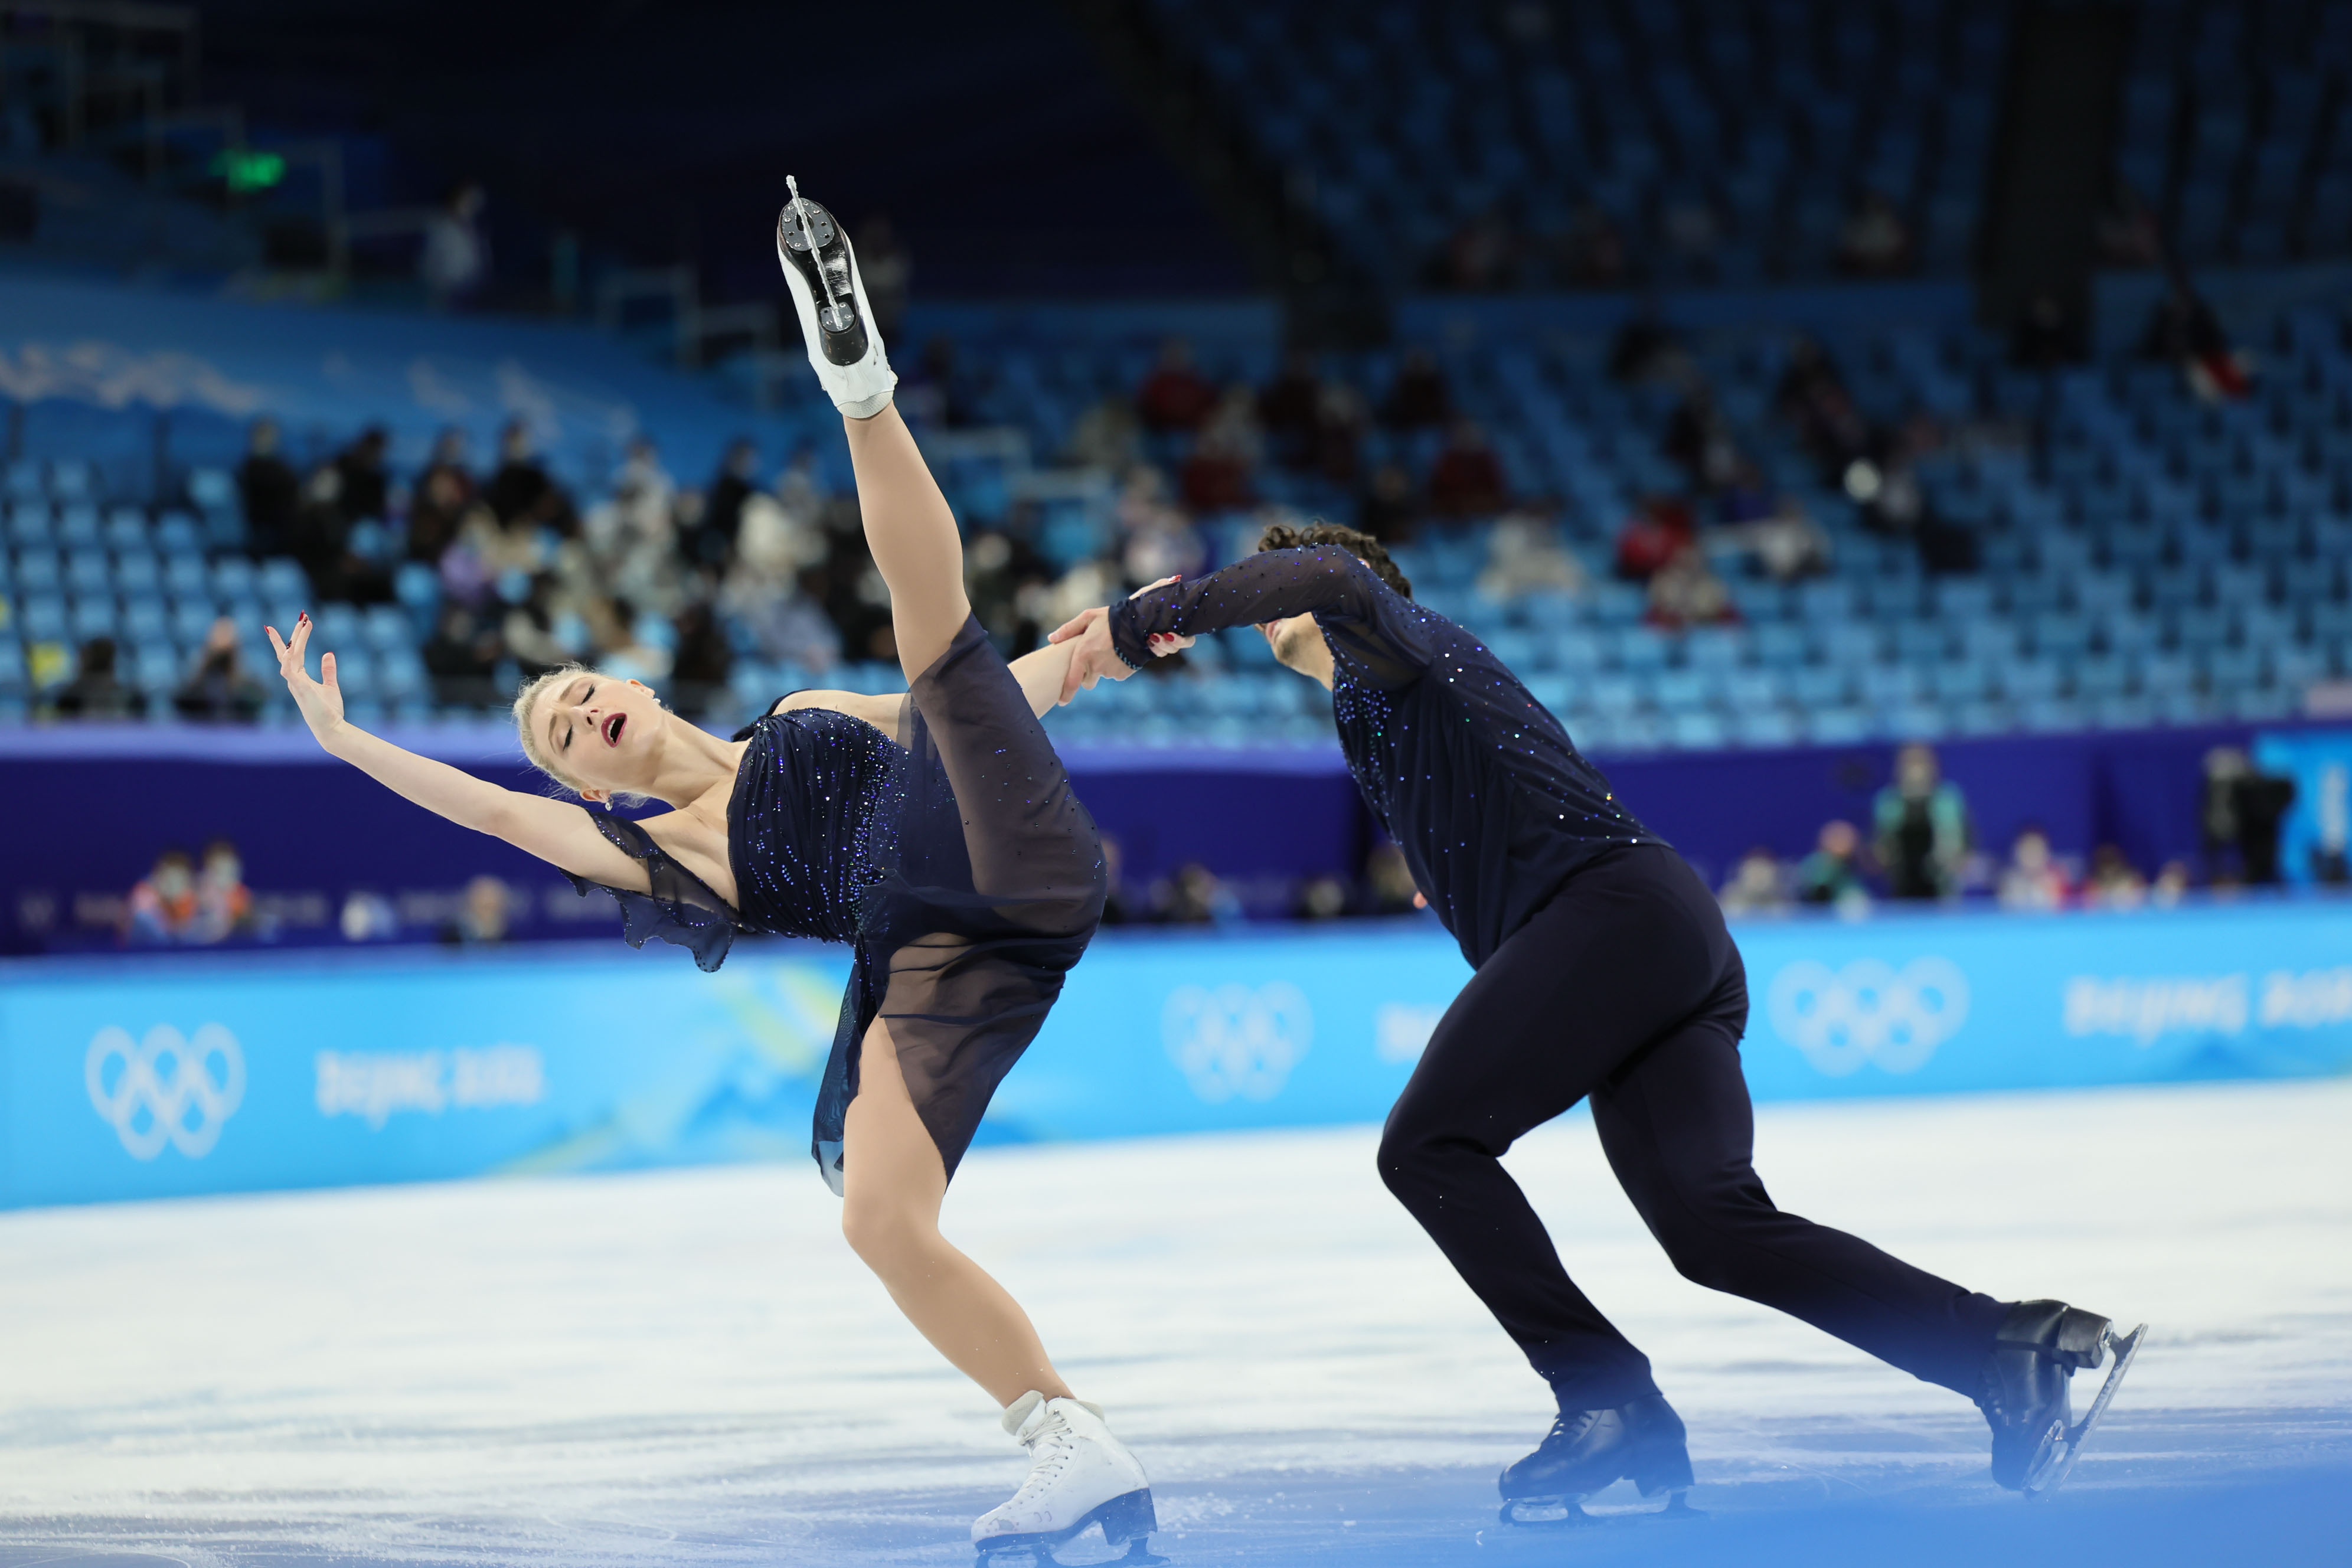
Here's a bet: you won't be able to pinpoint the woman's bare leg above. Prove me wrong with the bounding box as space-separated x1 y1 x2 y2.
839 1016 1074 1406
842 405 971 683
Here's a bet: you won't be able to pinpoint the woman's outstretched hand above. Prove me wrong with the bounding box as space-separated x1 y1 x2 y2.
1047 577 1194 704
266 613 348 748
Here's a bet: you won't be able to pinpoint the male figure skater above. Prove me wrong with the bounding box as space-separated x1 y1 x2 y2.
1053 522 2139 1517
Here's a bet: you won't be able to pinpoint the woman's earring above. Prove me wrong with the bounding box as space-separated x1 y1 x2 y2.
602 798 614 812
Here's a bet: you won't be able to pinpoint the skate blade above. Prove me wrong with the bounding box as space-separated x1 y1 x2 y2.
1500 1490 1701 1527
976 1489 1161 1564
2027 1322 2148 1500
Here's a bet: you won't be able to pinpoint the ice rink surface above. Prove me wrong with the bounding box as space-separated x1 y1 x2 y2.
3 1079 2350 1568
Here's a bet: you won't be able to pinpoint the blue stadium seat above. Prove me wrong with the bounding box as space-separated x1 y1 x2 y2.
1730 709 1798 749
260 558 312 604
210 557 257 599
1802 707 1872 745
103 507 149 551
164 555 210 599
69 598 118 641
171 601 220 643
1612 626 1670 673
1752 623 1810 667
2072 656 2132 700
154 511 202 554
121 599 169 645
57 504 101 550
6 501 53 548
19 594 67 643
115 551 160 595
1589 675 1640 717
66 550 110 596
0 641 24 694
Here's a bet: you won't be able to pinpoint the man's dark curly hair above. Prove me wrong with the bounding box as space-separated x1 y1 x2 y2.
1256 520 1414 600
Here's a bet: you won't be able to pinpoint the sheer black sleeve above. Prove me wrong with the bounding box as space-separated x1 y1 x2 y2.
1106 545 1425 689
562 809 737 972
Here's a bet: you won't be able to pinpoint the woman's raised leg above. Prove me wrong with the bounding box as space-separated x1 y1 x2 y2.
843 405 971 684
838 1014 1073 1406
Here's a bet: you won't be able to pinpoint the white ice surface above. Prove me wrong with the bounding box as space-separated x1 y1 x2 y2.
2 1080 2349 1564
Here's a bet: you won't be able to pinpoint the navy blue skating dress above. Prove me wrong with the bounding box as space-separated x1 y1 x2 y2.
564 616 1107 1194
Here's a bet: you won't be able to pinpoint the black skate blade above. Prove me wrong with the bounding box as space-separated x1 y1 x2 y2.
2027 1322 2148 1500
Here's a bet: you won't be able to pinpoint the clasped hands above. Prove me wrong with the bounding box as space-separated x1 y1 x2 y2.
1047 576 1193 705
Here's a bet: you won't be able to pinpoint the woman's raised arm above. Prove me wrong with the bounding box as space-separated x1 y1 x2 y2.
268 616 647 889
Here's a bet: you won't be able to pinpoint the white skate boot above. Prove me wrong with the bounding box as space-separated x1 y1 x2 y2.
774 175 896 419
972 1391 1159 1563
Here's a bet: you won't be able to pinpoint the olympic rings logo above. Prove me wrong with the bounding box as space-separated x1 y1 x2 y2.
1162 982 1314 1103
1764 958 1971 1077
84 1024 247 1160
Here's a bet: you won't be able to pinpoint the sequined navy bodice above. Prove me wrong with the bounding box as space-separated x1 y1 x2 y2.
1110 546 1662 967
726 704 906 944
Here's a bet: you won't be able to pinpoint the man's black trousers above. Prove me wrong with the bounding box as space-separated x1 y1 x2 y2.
1378 842 2010 1411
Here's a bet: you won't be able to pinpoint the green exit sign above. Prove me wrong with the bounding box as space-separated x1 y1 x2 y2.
210 149 287 193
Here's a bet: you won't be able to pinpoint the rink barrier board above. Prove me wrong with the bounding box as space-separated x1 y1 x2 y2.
6 903 2352 1208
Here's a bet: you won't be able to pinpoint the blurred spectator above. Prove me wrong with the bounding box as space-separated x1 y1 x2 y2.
668 602 734 718
1121 468 1207 586
900 337 975 430
1608 304 1688 386
1645 544 1734 628
1427 419 1508 518
1717 494 1832 582
191 837 253 943
1357 462 1421 541
420 179 489 308
1155 861 1240 925
1309 378 1368 486
1794 819 1870 912
1996 827 2069 911
1560 201 1626 288
2142 277 2254 403
1179 388 1261 512
1663 383 1743 491
1719 847 1791 916
1430 207 1522 292
340 890 401 942
1137 338 1217 434
484 420 578 534
1097 834 1140 927
332 424 392 524
1614 495 1697 581
237 416 300 557
1066 393 1141 473
1259 347 1324 465
2082 844 2148 911
406 429 475 564
729 565 841 674
688 438 762 570
2011 292 2080 370
424 605 505 708
1873 743 1970 901
1661 194 1723 274
172 618 267 723
51 637 138 718
854 214 911 339
1295 874 1352 921
2201 746 2295 886
965 528 1056 655
1362 841 1426 915
1478 511 1588 603
2151 860 2192 907
1837 190 1912 276
1775 337 1872 476
439 875 512 946
2095 182 2164 271
1380 350 1452 430
126 847 198 944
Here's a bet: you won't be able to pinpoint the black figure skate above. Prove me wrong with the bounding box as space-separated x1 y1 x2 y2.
773 175 895 416
1497 1393 1700 1525
1979 1299 2147 1497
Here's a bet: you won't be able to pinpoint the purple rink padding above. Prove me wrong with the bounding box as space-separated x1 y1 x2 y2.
5 897 2352 1210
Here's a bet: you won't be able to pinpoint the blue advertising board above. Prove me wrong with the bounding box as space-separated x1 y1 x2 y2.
6 901 2352 1210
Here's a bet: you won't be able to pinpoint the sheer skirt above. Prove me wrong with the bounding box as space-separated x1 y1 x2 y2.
812 615 1106 1192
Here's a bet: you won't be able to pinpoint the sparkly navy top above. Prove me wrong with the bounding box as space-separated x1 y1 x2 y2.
1109 546 1661 968
566 705 908 971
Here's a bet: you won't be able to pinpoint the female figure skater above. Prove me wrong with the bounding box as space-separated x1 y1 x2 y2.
267 181 1155 1563
1053 523 2141 1516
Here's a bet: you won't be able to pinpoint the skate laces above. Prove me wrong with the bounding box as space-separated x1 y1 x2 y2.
1008 1406 1079 1504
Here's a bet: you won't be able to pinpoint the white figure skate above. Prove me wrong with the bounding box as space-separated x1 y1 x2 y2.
774 175 896 418
972 1391 1160 1563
